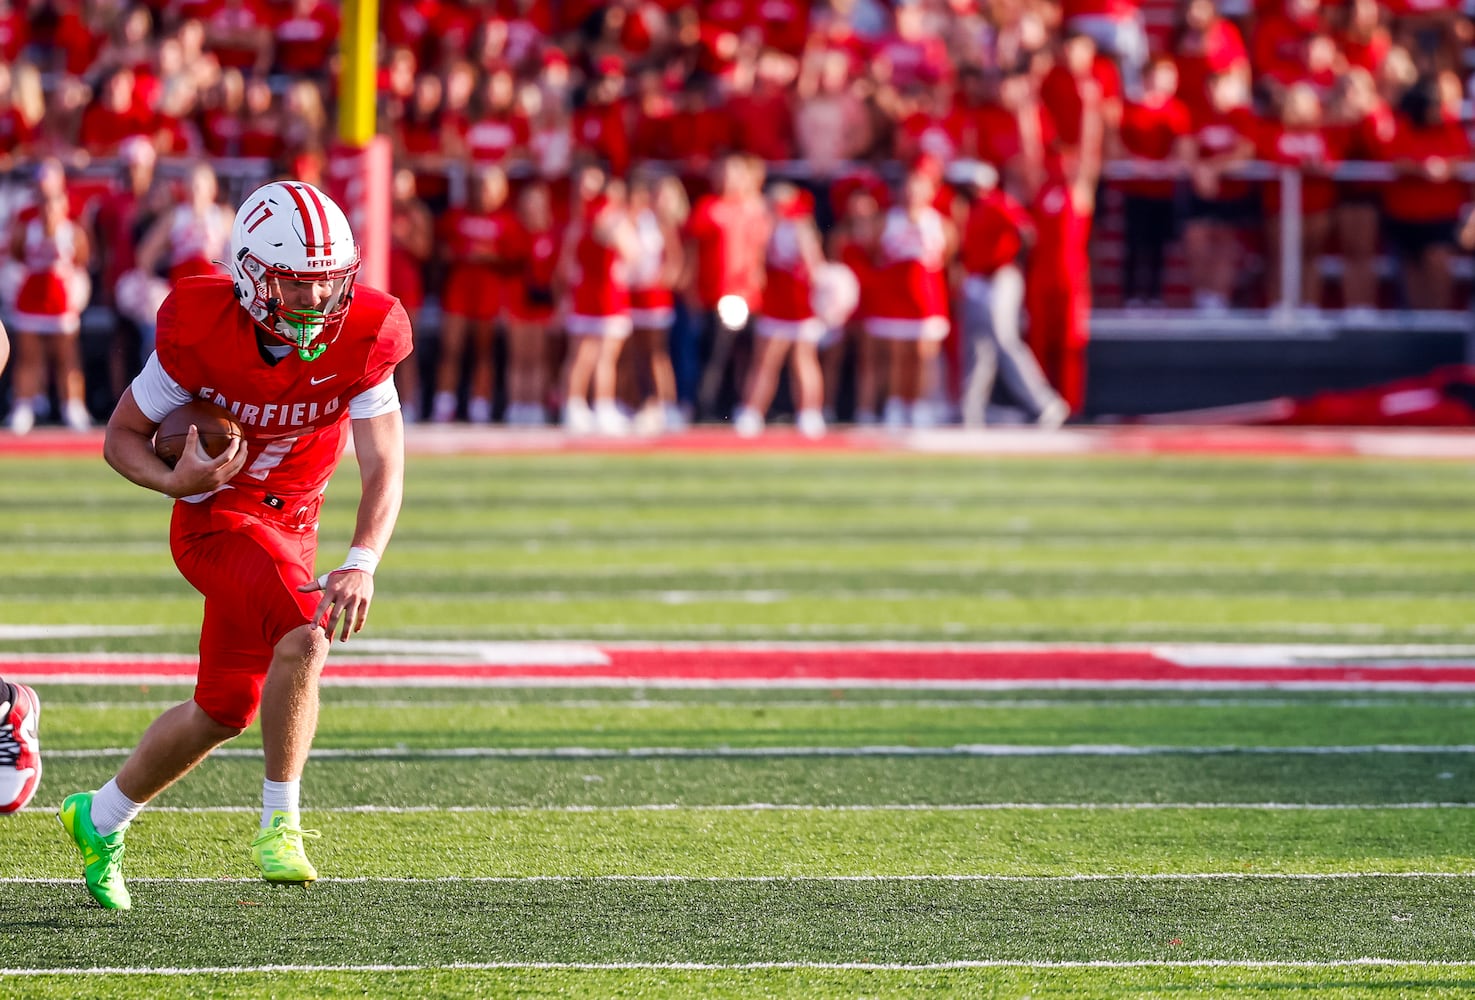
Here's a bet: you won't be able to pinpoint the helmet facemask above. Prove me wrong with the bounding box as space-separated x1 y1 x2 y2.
228 180 361 362
237 253 359 361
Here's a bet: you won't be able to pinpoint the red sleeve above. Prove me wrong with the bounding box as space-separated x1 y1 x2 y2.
685 199 715 240
154 287 199 390
360 298 415 388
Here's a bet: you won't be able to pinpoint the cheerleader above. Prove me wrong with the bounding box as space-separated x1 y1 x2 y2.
434 166 514 424
559 182 636 435
734 183 827 438
866 167 954 429
8 176 91 434
626 171 686 432
388 166 432 422
118 162 230 364
503 181 560 427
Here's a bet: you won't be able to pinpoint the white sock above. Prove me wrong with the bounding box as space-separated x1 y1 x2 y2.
91 778 143 837
261 778 301 828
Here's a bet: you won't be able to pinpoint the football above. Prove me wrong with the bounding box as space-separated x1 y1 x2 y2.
154 398 244 468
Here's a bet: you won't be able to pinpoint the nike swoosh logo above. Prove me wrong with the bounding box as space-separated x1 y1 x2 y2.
309 375 337 385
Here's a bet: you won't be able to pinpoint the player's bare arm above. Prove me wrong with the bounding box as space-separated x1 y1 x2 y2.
298 408 405 643
104 388 248 498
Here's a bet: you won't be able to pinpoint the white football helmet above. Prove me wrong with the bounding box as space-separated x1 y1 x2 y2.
228 180 359 360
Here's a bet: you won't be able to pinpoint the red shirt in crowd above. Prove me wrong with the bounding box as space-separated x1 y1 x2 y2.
78 104 154 156
630 94 678 161
203 0 275 71
1175 20 1248 115
960 188 1033 277
1119 94 1192 198
1061 0 1140 21
685 192 770 309
0 8 27 62
274 0 340 74
873 33 952 89
669 101 733 166
1339 30 1390 74
1191 103 1257 200
1039 56 1122 147
1252 14 1314 81
1380 119 1473 223
1255 120 1339 215
460 112 530 163
574 101 631 176
729 86 795 162
966 102 1059 173
754 0 811 54
52 7 103 76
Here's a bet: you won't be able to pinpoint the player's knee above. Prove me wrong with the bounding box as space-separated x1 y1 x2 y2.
274 623 329 671
192 696 252 737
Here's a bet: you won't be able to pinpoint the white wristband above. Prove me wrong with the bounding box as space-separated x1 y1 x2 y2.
342 546 380 575
316 546 379 588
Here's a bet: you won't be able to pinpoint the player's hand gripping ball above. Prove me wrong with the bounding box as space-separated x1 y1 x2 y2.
153 399 244 468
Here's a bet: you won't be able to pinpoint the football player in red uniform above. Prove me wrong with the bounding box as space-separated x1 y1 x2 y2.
59 181 413 910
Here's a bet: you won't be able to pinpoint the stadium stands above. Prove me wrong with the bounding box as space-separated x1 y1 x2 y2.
0 0 1471 429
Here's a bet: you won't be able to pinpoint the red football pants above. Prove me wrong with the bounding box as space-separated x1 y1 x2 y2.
170 494 321 729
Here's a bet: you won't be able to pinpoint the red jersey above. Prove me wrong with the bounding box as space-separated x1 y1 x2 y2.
685 193 770 308
274 2 340 74
1380 119 1472 223
78 104 153 156
1192 105 1256 200
1119 95 1192 198
1175 20 1248 116
573 102 631 176
154 276 413 503
460 112 529 163
960 189 1032 277
1255 121 1338 215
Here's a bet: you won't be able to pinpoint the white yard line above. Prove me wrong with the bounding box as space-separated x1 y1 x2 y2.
41 743 1475 760
4 872 1472 885
5 959 1475 976
95 802 1475 814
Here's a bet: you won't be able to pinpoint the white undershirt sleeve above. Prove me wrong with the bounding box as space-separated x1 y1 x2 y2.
348 375 401 420
130 352 195 423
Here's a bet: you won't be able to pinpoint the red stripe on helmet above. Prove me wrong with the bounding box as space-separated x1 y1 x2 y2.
300 184 333 257
282 183 319 258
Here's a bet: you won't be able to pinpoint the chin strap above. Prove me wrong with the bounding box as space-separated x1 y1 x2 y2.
297 342 327 362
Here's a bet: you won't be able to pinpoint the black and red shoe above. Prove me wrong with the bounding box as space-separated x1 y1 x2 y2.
0 683 41 813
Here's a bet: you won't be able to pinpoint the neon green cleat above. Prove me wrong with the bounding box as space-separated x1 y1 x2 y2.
57 791 131 910
251 812 320 884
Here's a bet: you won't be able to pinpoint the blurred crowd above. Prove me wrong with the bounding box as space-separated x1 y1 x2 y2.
0 0 1472 434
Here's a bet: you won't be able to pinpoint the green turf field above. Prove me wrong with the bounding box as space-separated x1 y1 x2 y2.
1 450 1474 998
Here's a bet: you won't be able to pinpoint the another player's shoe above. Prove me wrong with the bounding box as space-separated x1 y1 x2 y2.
57 791 132 910
251 812 320 884
0 682 41 813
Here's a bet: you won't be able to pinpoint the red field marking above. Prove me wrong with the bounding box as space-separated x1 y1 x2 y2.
7 646 1475 688
7 426 1475 460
